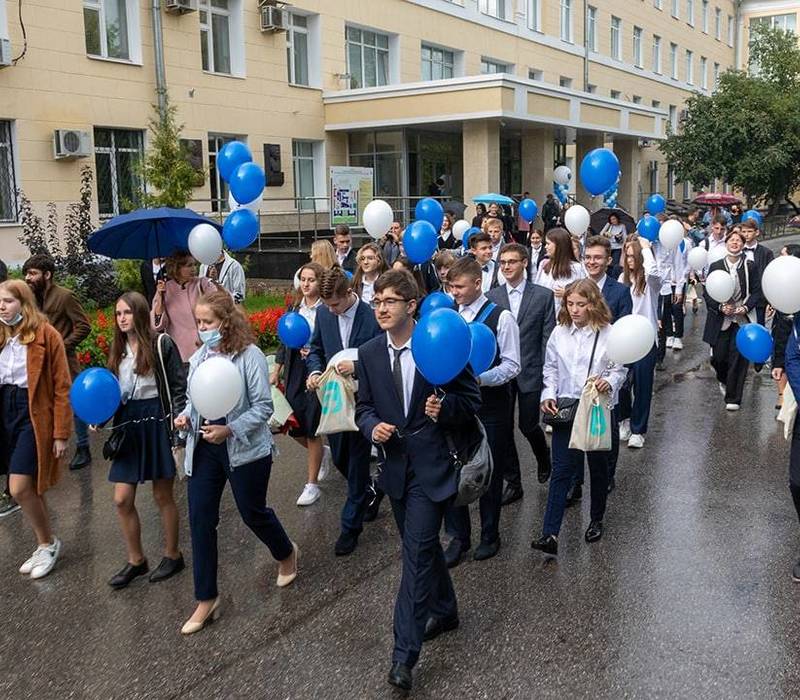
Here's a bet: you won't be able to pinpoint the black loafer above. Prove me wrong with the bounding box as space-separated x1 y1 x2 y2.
585 520 603 543
387 662 413 692
69 446 92 471
423 614 459 642
443 539 469 568
108 560 149 589
473 538 500 561
565 484 582 507
334 531 359 556
607 476 616 494
149 554 185 583
536 450 552 483
531 535 558 556
500 483 523 506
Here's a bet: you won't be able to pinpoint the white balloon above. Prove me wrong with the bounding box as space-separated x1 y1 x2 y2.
228 191 262 214
658 220 684 251
363 199 394 240
188 223 223 265
705 269 736 303
189 356 243 421
564 205 590 237
554 165 572 187
452 220 471 241
708 245 727 265
762 255 800 313
687 246 708 271
293 269 301 290
606 314 657 365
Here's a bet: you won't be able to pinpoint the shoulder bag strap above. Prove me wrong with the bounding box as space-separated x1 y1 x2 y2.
157 333 172 418
586 331 600 383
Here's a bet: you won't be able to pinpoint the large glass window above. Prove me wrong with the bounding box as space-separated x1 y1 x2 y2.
94 128 144 218
528 0 540 31
671 0 679 18
83 0 130 60
610 16 621 60
208 134 242 212
685 49 693 84
286 13 309 86
700 55 707 89
702 0 709 32
421 44 454 80
479 0 507 19
480 58 510 74
633 26 643 67
0 121 17 223
652 35 662 73
587 6 597 52
670 42 678 79
560 0 573 42
715 6 721 39
199 0 231 74
751 13 797 33
687 0 695 26
292 140 315 211
346 26 389 89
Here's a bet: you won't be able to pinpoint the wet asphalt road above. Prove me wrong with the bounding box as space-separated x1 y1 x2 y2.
2 306 800 699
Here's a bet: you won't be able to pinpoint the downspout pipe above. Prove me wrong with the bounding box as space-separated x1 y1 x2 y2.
583 0 589 91
151 0 168 119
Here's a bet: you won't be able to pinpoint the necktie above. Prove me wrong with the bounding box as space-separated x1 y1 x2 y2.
392 347 406 414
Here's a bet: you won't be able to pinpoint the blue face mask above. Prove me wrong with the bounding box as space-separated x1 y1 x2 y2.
199 328 222 348
0 312 22 327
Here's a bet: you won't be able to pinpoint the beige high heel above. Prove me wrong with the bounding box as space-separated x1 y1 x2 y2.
180 597 220 635
276 542 299 588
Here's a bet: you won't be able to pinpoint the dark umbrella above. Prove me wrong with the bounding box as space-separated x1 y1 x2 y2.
443 200 466 220
691 193 742 206
589 207 636 235
88 207 223 260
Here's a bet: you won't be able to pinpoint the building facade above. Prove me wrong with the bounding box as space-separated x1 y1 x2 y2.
0 0 743 261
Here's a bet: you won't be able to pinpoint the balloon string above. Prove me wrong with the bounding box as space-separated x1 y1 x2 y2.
100 413 172 432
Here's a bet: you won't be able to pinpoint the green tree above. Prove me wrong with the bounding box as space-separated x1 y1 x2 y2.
660 24 800 213
134 94 201 209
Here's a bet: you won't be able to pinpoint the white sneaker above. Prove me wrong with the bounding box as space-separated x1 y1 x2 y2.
672 338 683 351
666 336 675 349
619 419 632 442
29 537 62 579
318 446 332 482
726 403 741 411
296 483 321 507
719 383 726 397
19 546 47 575
628 434 645 449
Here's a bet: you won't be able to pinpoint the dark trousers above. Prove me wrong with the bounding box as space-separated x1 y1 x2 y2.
572 409 621 485
618 344 657 435
187 441 292 601
610 248 623 280
711 324 749 404
328 431 372 535
390 473 457 669
445 413 511 547
790 420 800 524
662 285 686 339
504 382 549 489
543 422 609 536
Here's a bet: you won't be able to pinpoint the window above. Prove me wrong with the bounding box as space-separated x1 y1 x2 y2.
199 0 231 74
670 42 678 78
346 26 389 89
528 68 543 80
481 58 510 74
560 0 573 42
610 89 621 99
652 99 661 108
713 61 720 87
654 0 662 9
587 83 596 93
559 76 572 88
83 0 133 60
727 14 733 45
421 44 454 81
587 6 597 52
94 127 144 218
667 164 675 199
669 104 678 132
683 180 692 200
286 13 309 86
0 121 17 223
479 0 508 20
671 0 679 19
611 16 621 60
687 0 695 26
715 7 721 39
633 26 643 67
208 134 242 212
293 140 315 211
685 49 693 84
702 0 709 32
528 0 541 31
652 35 662 73
751 14 797 33
700 55 707 89
632 95 642 104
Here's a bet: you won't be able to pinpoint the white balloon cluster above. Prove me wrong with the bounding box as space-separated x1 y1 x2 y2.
762 256 800 313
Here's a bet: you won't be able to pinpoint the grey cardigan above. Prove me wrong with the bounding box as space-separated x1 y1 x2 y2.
180 343 274 476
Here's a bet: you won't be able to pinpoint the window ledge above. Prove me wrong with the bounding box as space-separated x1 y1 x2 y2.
202 70 246 80
87 54 142 67
0 221 20 228
288 82 323 92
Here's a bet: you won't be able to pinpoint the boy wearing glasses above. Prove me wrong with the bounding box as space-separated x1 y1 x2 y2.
356 269 481 693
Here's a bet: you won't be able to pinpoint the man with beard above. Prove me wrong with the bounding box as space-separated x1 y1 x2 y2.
22 254 92 470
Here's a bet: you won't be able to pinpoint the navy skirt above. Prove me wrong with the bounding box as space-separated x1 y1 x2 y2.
0 385 37 477
108 397 175 484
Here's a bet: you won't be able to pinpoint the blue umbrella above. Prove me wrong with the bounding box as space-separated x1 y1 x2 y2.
473 193 515 205
88 207 223 260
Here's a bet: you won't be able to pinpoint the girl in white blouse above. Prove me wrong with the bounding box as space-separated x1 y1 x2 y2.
535 227 586 314
617 235 663 450
352 243 387 306
532 279 627 556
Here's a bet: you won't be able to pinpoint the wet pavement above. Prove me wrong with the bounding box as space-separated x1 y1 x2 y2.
2 307 800 699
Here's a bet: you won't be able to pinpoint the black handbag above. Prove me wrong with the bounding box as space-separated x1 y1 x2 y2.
102 425 128 460
542 331 599 427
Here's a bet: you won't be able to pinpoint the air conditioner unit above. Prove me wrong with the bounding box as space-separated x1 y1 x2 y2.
165 0 197 14
0 38 11 67
53 130 91 159
260 6 288 32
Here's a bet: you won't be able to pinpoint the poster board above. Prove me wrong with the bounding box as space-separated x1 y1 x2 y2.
329 166 373 228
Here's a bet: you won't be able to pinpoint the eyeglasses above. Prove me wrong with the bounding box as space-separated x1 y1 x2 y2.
370 298 409 309
499 258 524 266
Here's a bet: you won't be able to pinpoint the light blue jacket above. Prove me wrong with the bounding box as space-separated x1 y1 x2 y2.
180 343 274 476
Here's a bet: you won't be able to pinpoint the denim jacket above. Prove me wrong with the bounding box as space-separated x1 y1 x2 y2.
180 343 274 476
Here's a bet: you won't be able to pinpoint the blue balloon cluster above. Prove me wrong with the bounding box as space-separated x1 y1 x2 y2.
554 181 569 205
223 209 259 250
404 220 438 264
217 141 266 209
468 323 497 375
411 309 472 385
217 141 252 182
70 368 121 425
646 194 666 215
736 323 772 363
742 209 763 228
603 174 621 209
580 148 621 196
415 198 444 232
637 215 660 242
462 226 482 250
518 198 538 223
420 291 454 316
278 312 311 349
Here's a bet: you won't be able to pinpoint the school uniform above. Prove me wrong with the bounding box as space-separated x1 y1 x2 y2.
743 242 774 326
479 258 501 293
528 245 546 279
661 238 693 343
337 248 358 274
437 231 461 250
0 336 37 479
535 261 586 314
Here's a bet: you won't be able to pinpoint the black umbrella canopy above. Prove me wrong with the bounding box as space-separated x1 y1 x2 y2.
443 200 467 219
589 207 636 235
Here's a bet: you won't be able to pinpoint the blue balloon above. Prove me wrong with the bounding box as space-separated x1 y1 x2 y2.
404 220 438 264
742 209 763 227
229 162 266 205
463 226 482 250
415 197 444 232
69 368 121 425
468 323 497 375
646 194 666 215
223 209 259 250
411 308 472 385
518 198 538 223
637 215 660 242
580 148 621 196
735 323 773 363
217 141 252 182
278 312 311 349
420 291 454 316
344 269 353 279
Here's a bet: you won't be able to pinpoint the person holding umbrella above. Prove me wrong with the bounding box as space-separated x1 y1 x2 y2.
599 213 628 278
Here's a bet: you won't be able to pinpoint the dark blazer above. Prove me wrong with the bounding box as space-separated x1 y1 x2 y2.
140 261 158 306
702 258 763 346
306 299 381 376
338 249 358 274
355 334 482 502
601 276 633 323
487 281 555 393
437 234 461 251
41 284 91 378
152 334 187 443
772 311 793 370
746 244 774 281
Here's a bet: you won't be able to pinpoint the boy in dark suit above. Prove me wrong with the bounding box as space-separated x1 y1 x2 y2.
356 270 481 693
306 268 381 555
740 218 773 327
333 224 358 273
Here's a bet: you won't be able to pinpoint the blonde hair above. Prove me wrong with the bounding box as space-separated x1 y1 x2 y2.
310 240 337 269
556 279 612 331
0 280 48 347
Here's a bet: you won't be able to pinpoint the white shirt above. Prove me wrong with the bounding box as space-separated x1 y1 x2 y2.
0 335 28 388
118 343 159 401
337 295 359 349
298 298 322 335
672 238 693 287
505 278 526 321
619 247 662 333
360 278 376 306
542 323 628 407
535 260 586 313
458 294 520 387
744 244 757 263
601 223 627 249
386 334 415 416
480 259 497 293
337 248 352 267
